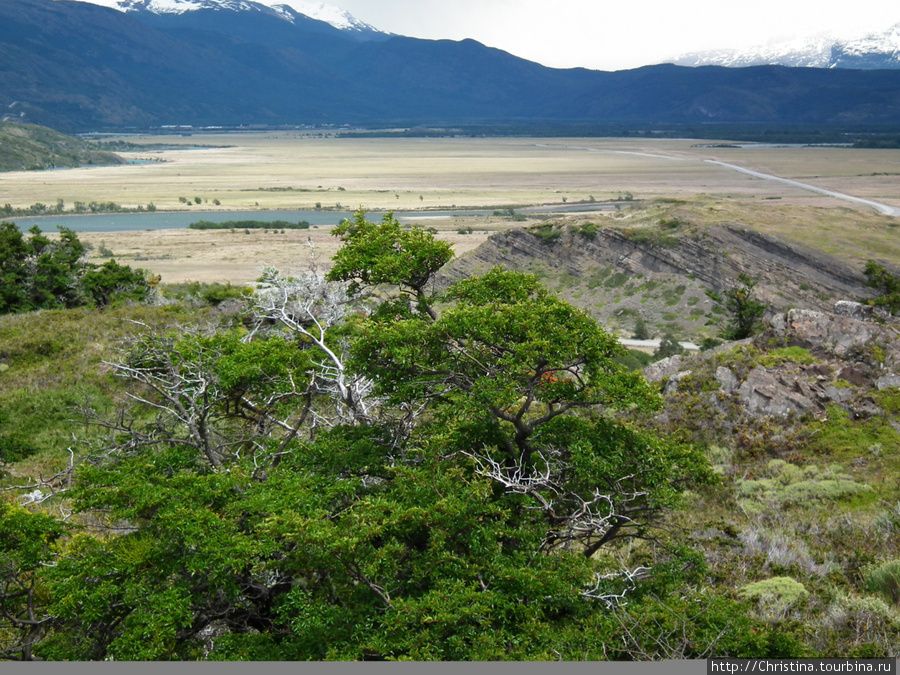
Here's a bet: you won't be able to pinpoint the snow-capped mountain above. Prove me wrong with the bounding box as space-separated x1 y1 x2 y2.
271 1 379 33
672 23 900 69
77 0 382 35
834 24 900 68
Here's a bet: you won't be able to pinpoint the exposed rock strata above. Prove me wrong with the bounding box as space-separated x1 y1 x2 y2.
442 222 873 337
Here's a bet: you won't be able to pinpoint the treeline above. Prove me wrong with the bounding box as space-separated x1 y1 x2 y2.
188 219 311 230
0 200 156 218
0 222 153 314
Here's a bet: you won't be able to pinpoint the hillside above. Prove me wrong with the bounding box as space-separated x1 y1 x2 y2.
0 121 124 172
442 200 894 343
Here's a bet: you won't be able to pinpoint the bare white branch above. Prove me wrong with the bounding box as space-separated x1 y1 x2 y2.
582 566 652 608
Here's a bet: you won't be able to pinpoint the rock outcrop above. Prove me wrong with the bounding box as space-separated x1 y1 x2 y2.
644 302 900 425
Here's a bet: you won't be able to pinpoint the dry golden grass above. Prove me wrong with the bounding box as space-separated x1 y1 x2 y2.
79 222 504 285
3 134 899 282
5 134 898 212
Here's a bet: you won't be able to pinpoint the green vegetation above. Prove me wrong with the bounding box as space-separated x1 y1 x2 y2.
159 281 251 306
653 332 685 361
622 227 678 248
739 577 809 605
2 210 785 662
736 459 873 513
4 209 900 661
530 223 562 244
492 207 527 222
188 220 311 230
575 222 600 239
706 274 767 340
861 259 900 315
0 121 122 172
0 222 151 315
758 346 819 368
866 561 900 606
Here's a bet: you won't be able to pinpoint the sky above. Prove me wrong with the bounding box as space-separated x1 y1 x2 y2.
326 0 900 71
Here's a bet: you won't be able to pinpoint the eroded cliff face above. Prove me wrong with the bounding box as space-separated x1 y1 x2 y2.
441 221 873 340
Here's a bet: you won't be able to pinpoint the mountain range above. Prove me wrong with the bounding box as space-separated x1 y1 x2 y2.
3 0 900 132
673 23 900 69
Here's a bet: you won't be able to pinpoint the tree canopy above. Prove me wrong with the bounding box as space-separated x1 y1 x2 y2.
0 222 150 314
1 212 800 661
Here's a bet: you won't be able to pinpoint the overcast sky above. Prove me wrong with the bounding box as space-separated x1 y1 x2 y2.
331 0 900 70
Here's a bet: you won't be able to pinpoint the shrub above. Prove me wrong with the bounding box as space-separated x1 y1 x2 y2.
758 347 818 368
706 274 767 340
736 460 872 511
866 560 900 605
577 222 600 239
531 223 561 244
739 577 809 604
861 260 900 315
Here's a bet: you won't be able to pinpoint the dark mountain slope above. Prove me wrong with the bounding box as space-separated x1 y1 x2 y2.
3 0 900 130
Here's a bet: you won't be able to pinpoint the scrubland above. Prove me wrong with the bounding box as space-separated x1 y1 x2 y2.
2 135 900 660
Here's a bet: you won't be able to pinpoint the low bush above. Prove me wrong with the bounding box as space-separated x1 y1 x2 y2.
866 560 900 605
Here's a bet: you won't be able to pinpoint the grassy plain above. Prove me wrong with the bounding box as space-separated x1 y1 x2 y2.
2 133 899 282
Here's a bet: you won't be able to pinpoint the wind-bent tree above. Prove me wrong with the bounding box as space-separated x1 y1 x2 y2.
1 212 746 661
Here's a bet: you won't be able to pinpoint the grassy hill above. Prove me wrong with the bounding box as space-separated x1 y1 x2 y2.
0 121 123 172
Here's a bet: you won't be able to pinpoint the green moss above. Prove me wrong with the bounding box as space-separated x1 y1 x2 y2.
873 388 900 415
758 347 819 368
808 405 900 459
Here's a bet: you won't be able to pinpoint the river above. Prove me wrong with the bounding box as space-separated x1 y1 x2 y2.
14 204 618 233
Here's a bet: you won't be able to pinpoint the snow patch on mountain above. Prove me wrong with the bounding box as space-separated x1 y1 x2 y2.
672 22 900 69
835 24 900 65
76 0 382 34
267 1 379 32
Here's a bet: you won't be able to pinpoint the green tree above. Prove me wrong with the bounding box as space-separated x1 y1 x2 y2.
81 259 151 307
0 223 149 314
0 222 29 313
862 259 900 315
0 502 65 661
653 332 685 361
632 317 651 340
706 273 767 340
18 225 85 311
327 210 453 319
10 213 718 661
